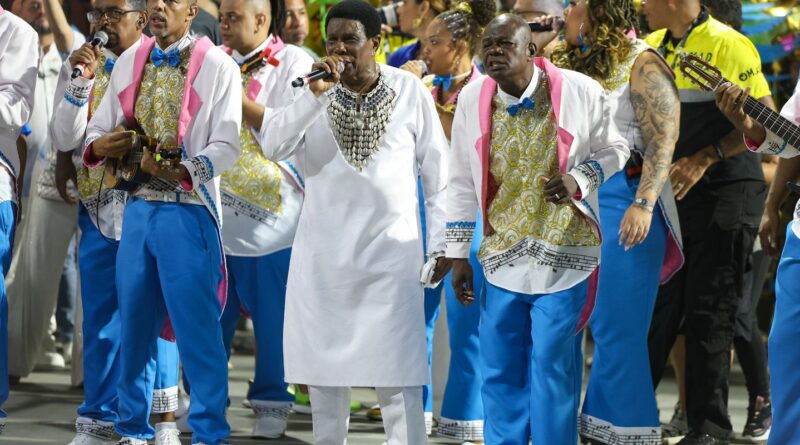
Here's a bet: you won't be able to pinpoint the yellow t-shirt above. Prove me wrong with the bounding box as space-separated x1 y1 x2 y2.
644 16 770 100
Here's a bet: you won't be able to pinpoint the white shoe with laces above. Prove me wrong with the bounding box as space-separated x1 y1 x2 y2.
154 422 180 445
69 417 116 445
251 401 290 439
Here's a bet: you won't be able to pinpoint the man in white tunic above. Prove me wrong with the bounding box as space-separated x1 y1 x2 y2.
215 0 311 437
82 0 241 441
260 1 450 442
0 4 37 433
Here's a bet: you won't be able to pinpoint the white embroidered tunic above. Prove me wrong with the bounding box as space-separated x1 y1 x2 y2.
260 64 449 386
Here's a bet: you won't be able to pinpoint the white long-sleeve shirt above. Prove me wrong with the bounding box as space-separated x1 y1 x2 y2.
0 7 38 203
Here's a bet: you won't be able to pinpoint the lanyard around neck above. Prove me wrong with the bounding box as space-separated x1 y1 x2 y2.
658 6 709 70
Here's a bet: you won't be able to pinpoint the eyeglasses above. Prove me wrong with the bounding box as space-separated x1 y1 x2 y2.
86 9 139 23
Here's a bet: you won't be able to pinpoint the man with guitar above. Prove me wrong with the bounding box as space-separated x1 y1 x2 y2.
81 0 242 441
640 0 777 444
50 0 186 442
215 0 311 438
715 80 800 445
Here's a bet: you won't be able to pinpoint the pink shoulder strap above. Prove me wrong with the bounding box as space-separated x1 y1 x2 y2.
177 36 213 146
118 35 156 126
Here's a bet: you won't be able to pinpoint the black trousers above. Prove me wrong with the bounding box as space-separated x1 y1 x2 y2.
733 248 772 403
648 222 757 436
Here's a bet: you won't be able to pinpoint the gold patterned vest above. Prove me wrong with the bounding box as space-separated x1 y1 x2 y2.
133 43 197 196
220 72 283 215
478 76 599 261
76 53 112 201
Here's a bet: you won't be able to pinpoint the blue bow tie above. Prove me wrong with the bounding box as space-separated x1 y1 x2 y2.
150 47 181 68
104 57 116 74
506 97 535 117
432 74 453 91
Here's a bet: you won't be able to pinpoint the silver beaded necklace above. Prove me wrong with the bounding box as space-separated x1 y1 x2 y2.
326 72 397 171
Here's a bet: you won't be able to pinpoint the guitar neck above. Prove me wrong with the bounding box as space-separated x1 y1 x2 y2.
741 92 800 149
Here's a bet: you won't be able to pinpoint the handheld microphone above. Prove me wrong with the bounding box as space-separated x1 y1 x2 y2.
71 31 109 79
528 17 564 32
416 60 428 76
291 62 345 88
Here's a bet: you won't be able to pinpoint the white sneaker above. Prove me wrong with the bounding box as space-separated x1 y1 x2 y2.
116 439 147 445
68 433 116 445
154 422 180 445
35 350 66 370
251 402 290 439
71 417 116 445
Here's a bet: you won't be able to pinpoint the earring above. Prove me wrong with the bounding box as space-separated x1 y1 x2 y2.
577 23 589 53
413 17 423 28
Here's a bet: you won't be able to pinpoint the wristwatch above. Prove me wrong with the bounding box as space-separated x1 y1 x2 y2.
633 198 655 212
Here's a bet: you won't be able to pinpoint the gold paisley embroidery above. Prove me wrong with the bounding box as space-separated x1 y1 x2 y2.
133 44 198 197
478 77 599 261
77 56 111 200
220 74 283 214
135 48 191 146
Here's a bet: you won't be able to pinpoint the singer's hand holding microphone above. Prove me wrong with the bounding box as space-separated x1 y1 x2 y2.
298 56 346 97
528 16 563 56
70 31 108 79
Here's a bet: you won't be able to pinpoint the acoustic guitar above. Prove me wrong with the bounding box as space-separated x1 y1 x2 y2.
679 53 800 150
103 129 182 193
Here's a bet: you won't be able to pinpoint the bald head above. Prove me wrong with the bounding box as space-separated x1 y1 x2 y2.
242 0 269 14
219 0 272 54
484 14 532 47
481 14 535 96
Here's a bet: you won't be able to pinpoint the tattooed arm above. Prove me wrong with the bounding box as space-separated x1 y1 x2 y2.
619 51 680 249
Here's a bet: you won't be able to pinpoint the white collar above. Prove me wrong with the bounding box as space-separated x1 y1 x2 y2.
496 66 540 105
232 35 272 65
156 30 193 53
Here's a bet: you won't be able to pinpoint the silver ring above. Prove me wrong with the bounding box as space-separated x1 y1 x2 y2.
677 182 685 190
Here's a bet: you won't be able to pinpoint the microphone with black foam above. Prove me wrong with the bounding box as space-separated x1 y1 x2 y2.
71 31 109 79
528 17 564 32
291 61 345 88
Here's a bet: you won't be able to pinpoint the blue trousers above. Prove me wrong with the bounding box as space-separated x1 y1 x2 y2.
582 172 666 442
115 199 229 444
439 216 484 431
768 223 800 445
220 250 294 404
78 206 180 422
0 201 16 419
481 280 587 445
